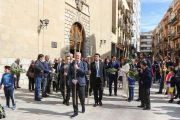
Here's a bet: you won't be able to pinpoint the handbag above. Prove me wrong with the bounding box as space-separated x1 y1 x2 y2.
27 72 34 78
175 66 180 83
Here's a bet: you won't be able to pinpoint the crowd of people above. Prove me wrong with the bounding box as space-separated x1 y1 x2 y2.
0 52 180 118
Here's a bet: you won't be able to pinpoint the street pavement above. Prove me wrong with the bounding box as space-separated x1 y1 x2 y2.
0 82 180 120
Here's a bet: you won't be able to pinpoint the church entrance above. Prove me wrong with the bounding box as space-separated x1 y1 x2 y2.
69 22 84 57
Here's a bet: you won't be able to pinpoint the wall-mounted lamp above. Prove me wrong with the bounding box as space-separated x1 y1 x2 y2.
40 19 49 29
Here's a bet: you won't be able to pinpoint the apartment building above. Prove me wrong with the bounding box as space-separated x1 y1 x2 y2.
140 31 153 56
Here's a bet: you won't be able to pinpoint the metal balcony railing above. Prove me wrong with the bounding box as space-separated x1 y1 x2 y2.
177 25 180 34
118 0 123 10
159 27 163 33
172 16 179 26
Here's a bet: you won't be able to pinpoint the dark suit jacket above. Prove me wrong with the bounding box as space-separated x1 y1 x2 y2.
68 61 88 86
34 60 44 78
141 67 152 88
59 63 70 85
90 61 106 84
107 61 119 79
54 62 62 80
43 61 50 78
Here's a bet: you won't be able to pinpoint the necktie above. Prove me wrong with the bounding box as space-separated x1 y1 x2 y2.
96 63 98 70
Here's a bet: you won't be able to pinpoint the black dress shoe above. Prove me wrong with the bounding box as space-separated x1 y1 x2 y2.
35 99 41 101
99 101 102 106
156 92 162 94
109 93 112 96
14 87 17 89
93 103 98 107
45 95 49 97
66 101 69 106
177 101 180 104
114 94 117 96
137 105 145 108
48 92 53 94
143 107 151 110
89 93 91 96
70 113 78 118
82 107 85 113
63 100 66 104
17 86 21 88
39 98 43 99
136 98 140 101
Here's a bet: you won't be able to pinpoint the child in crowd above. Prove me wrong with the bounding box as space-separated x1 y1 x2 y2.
0 66 17 110
127 74 135 102
165 67 173 99
167 66 176 103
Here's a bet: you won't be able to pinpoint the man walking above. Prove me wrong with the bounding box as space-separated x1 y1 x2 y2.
34 54 44 101
53 58 62 92
59 56 71 106
11 58 22 89
89 53 107 107
108 55 119 96
42 55 52 97
138 60 152 110
68 52 88 118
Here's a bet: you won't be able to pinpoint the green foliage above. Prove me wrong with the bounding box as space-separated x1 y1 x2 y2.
128 71 139 81
11 68 27 75
107 68 117 75
52 73 59 83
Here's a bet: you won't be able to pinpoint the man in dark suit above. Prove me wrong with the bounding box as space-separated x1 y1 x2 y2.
107 55 119 96
89 53 107 107
68 52 88 118
59 56 71 106
136 53 151 101
42 55 52 97
34 54 44 101
138 60 152 110
53 58 62 92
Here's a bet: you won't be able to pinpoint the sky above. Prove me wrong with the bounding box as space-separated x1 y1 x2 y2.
140 0 173 32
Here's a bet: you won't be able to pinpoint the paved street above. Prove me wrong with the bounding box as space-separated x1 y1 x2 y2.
0 83 180 120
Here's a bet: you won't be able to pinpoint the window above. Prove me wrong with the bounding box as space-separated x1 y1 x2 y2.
147 36 151 39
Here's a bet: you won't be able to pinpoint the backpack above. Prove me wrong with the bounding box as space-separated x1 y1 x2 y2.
0 104 6 119
175 67 180 83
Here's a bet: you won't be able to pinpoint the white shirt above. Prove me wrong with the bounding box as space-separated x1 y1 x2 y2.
95 61 100 77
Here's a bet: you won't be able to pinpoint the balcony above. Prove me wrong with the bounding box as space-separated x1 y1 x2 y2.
167 5 173 12
121 5 125 14
172 16 179 26
172 31 179 41
119 18 123 28
125 25 130 35
175 43 180 50
159 27 163 33
159 39 163 44
132 30 134 37
122 24 125 30
167 15 173 25
118 37 124 44
167 29 172 38
177 25 180 34
118 0 123 10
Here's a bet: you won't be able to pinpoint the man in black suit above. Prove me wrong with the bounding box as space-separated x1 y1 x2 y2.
89 53 107 107
68 52 88 118
53 58 62 92
59 56 71 106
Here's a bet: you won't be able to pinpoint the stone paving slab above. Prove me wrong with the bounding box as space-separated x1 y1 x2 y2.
0 83 180 120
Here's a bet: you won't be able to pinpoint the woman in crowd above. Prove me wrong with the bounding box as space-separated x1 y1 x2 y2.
120 58 129 98
105 59 110 87
27 60 35 92
174 58 180 104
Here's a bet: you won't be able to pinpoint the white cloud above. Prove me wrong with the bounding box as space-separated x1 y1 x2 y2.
141 0 172 3
140 12 165 32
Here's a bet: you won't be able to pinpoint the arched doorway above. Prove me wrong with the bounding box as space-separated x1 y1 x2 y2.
69 22 85 57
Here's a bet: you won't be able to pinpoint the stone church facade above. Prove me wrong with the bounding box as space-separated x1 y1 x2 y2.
0 0 112 85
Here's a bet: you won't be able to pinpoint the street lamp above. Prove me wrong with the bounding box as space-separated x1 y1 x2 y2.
40 19 49 29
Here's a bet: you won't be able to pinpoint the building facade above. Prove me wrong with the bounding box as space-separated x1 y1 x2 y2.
0 0 140 85
153 0 180 59
131 0 141 53
140 31 152 56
